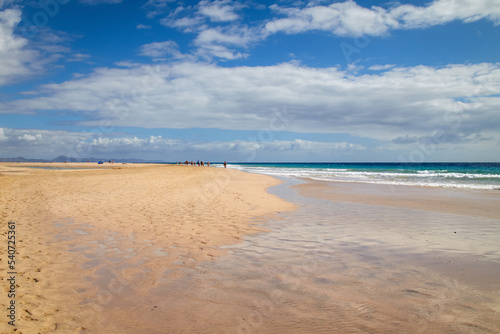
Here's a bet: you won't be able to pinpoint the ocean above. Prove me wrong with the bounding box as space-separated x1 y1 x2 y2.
223 162 500 190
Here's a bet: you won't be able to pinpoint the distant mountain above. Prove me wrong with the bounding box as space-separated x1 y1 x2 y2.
0 156 168 163
51 155 85 162
0 157 47 162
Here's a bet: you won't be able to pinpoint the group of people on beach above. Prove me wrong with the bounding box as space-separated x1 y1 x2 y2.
177 161 227 168
191 160 209 167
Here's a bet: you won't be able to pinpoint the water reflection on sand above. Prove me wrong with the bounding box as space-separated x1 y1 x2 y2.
76 179 500 333
181 181 500 333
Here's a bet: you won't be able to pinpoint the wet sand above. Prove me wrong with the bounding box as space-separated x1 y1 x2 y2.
1 164 500 333
294 180 500 220
158 179 500 333
293 180 500 287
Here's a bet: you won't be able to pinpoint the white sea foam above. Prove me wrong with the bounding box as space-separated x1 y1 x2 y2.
229 165 500 190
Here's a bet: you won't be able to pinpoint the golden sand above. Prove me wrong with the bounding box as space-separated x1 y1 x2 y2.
0 163 294 333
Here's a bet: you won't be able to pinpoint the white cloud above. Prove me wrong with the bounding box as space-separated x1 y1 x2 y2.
150 0 500 61
139 40 183 59
67 53 91 62
198 0 243 22
196 27 245 46
143 0 177 18
0 8 37 85
160 0 245 26
265 0 500 37
4 62 500 147
162 15 203 32
0 8 78 85
369 64 396 71
0 128 90 159
193 26 258 60
18 133 42 141
160 5 204 31
136 24 152 30
0 127 6 141
159 1 255 60
266 1 397 37
195 43 247 60
391 0 500 29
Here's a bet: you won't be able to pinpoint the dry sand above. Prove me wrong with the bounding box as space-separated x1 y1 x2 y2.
0 163 294 333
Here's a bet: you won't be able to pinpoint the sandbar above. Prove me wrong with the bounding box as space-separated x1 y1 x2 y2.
0 163 294 333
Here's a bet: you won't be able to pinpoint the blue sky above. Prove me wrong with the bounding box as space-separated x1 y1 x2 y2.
1 0 499 162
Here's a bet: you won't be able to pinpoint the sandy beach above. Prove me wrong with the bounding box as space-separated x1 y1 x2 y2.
0 163 293 333
1 163 500 333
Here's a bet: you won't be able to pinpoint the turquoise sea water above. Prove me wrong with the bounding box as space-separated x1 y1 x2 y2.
223 162 500 190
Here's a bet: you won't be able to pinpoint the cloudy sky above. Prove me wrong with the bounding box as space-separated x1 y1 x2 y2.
1 0 499 162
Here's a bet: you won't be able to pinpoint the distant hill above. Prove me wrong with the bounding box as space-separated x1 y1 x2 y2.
51 155 85 163
0 155 168 163
0 157 47 162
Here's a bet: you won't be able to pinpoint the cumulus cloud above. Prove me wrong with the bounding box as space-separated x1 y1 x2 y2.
196 27 250 46
0 7 80 85
0 127 7 141
390 0 500 29
0 8 37 85
266 1 397 37
3 62 500 146
0 128 90 159
0 128 366 161
265 0 500 37
198 0 243 22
